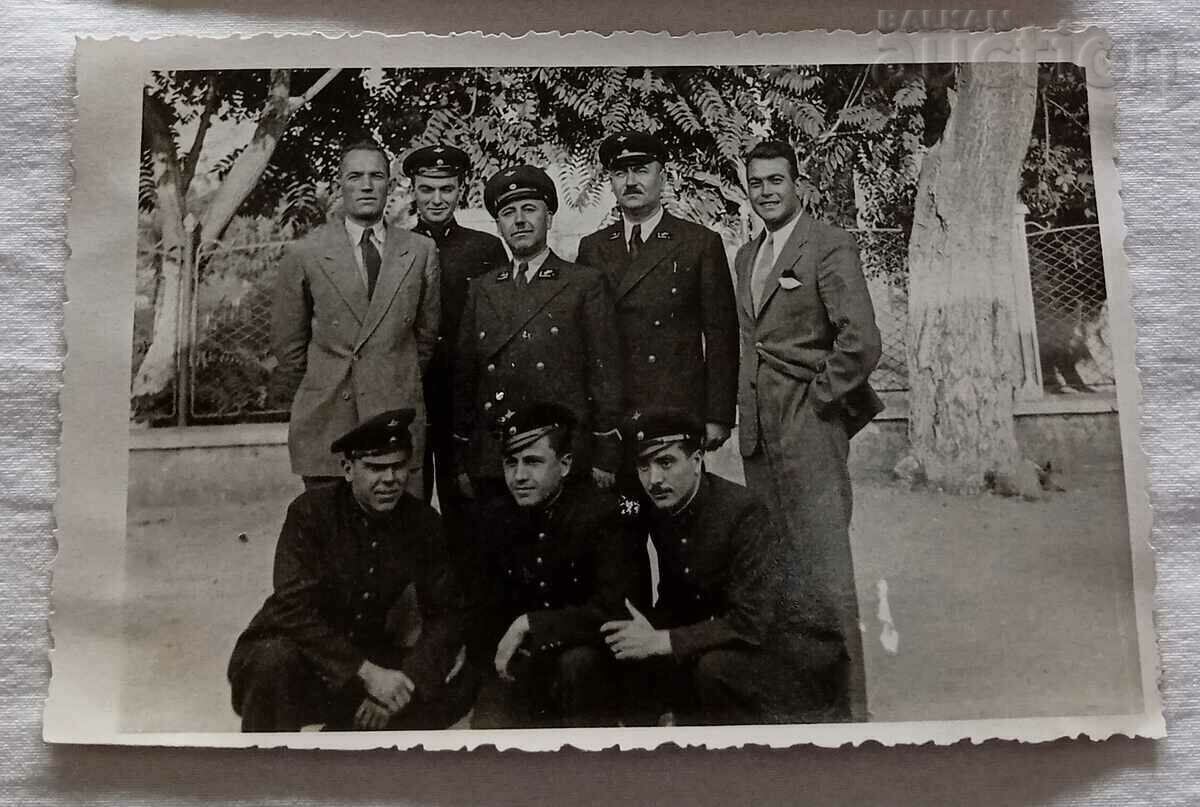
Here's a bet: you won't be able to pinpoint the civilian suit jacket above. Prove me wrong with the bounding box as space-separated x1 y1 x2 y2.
270 218 440 476
576 212 739 426
452 252 624 478
734 213 883 455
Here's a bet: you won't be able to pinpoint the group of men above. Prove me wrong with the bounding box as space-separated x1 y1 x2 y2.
230 129 883 731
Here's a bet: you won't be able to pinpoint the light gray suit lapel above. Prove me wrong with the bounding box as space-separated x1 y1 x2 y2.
756 214 812 319
318 223 370 325
355 227 414 351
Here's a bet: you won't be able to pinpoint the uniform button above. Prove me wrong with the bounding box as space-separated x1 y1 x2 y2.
543 601 551 608
507 568 513 575
362 592 371 600
550 326 559 335
355 613 364 621
573 577 579 584
536 362 545 371
648 355 657 364
371 541 378 549
342 391 352 401
670 287 677 295
479 331 486 339
487 363 496 373
654 320 662 327
368 566 376 574
539 580 547 588
536 556 543 564
538 532 547 540
484 402 493 411
681 538 688 545
684 567 690 574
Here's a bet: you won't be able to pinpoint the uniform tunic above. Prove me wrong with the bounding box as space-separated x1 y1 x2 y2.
469 480 647 727
576 211 739 426
452 252 624 481
641 473 851 724
227 484 469 730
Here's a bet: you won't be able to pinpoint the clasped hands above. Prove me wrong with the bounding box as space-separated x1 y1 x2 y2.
601 599 672 660
355 659 416 730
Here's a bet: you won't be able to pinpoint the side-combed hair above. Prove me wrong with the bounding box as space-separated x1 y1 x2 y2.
340 139 391 173
544 423 575 457
745 140 800 181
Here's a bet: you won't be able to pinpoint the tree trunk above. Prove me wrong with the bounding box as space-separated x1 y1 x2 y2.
131 95 188 401
905 63 1038 493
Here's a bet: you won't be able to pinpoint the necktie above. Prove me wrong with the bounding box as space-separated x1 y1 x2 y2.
516 261 530 289
750 231 774 312
628 223 642 261
360 228 381 299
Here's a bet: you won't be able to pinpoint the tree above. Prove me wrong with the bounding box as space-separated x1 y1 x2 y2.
904 62 1039 493
134 68 341 420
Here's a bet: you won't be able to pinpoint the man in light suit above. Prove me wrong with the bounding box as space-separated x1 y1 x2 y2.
735 140 883 721
270 139 440 490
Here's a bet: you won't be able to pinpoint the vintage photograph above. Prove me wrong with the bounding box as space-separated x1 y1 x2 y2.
48 30 1161 748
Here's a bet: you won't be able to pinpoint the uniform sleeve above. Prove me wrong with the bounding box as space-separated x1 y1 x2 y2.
526 507 647 650
414 242 442 375
807 230 882 417
451 280 480 467
698 228 740 426
400 512 467 697
667 501 781 660
580 272 625 473
268 245 311 408
263 499 365 689
575 233 598 270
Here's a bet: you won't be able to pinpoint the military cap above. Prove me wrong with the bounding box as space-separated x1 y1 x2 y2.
330 408 416 457
402 144 471 179
599 131 668 170
626 407 704 459
484 165 559 217
499 402 577 456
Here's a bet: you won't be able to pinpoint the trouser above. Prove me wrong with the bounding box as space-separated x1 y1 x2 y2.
228 635 477 732
471 644 620 728
620 641 850 726
424 424 472 562
743 396 868 722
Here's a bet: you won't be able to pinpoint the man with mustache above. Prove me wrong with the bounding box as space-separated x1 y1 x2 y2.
270 139 440 493
402 144 509 555
734 140 884 721
452 165 624 502
576 131 739 462
469 403 646 727
227 409 476 731
602 409 848 724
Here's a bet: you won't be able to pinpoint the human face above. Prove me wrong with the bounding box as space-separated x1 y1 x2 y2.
342 449 411 514
413 174 463 226
609 160 665 220
503 435 571 508
340 149 389 226
636 443 702 513
496 199 552 259
747 157 801 230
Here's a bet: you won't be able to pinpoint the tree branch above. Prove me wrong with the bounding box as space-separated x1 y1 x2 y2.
180 76 219 193
289 67 342 112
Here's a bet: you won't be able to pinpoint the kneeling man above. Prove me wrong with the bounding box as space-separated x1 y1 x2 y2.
471 403 647 727
604 409 852 724
227 409 474 731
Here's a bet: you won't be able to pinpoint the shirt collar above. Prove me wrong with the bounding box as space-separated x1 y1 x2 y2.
761 209 801 249
344 217 387 247
622 205 664 245
513 247 551 279
415 217 456 242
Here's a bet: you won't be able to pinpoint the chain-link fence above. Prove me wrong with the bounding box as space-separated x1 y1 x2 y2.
131 221 1112 426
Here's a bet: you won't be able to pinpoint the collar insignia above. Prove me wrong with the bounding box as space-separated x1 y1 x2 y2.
496 271 511 281
619 496 640 516
608 231 621 240
657 230 672 240
538 267 557 278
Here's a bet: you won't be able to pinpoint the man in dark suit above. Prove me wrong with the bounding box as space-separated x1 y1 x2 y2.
270 140 440 491
470 403 646 727
734 140 884 721
452 165 624 500
602 409 848 724
227 409 475 732
576 132 739 452
402 144 509 548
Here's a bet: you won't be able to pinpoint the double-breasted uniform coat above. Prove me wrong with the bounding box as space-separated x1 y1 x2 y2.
451 253 624 481
733 212 883 721
270 219 440 478
576 211 739 426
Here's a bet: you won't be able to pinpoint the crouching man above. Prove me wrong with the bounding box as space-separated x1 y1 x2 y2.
603 408 852 725
470 403 647 727
227 409 476 732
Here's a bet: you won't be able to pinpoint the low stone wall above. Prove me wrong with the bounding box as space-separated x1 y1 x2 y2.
129 407 1124 509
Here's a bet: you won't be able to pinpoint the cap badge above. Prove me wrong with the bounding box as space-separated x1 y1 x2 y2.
508 182 517 190
433 146 444 153
387 418 400 427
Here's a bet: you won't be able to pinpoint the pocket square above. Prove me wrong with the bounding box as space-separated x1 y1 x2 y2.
778 276 803 290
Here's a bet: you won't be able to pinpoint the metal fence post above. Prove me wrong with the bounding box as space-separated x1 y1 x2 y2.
1011 204 1044 400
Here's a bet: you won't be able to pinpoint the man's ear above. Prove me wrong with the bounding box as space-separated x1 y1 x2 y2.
559 451 574 477
340 456 354 481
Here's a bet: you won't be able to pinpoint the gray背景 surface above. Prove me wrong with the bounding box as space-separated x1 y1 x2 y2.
4 0 1196 803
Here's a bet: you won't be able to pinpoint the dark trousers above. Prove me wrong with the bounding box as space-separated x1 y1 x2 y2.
471 645 619 728
743 396 868 722
621 643 850 726
228 636 477 732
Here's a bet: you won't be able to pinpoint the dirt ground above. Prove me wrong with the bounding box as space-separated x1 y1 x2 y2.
113 458 1142 733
